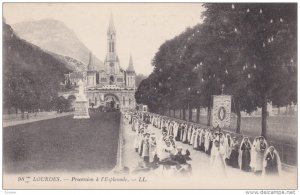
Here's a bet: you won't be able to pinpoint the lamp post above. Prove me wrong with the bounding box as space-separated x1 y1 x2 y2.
187 87 191 121
196 90 200 123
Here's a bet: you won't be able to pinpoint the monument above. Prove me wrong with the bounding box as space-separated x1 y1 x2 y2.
73 80 90 119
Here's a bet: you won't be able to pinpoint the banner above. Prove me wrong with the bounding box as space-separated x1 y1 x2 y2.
211 95 232 128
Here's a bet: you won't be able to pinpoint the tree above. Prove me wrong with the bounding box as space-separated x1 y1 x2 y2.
202 3 297 137
3 22 71 114
136 3 296 138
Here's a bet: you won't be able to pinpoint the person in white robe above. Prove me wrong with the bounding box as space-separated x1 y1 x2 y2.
159 139 174 161
254 136 268 173
204 129 210 153
149 134 157 163
224 133 233 160
187 125 192 143
250 137 259 171
173 122 179 140
190 126 196 146
134 127 142 152
156 131 168 160
193 128 200 149
210 140 226 176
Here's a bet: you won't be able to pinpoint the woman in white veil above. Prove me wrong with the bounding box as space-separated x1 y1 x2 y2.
182 123 188 143
193 128 200 149
204 129 210 153
250 137 259 171
224 133 233 161
255 136 268 173
210 139 226 176
262 146 282 176
198 128 204 150
190 125 196 146
187 124 192 144
239 137 252 172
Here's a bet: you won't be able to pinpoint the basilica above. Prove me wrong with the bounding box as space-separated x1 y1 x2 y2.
66 15 136 111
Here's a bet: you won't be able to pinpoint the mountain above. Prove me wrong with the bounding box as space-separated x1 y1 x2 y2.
48 52 86 72
3 22 71 112
11 18 104 70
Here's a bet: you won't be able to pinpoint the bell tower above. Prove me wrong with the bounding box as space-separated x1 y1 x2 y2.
126 54 136 89
105 13 120 76
87 52 96 86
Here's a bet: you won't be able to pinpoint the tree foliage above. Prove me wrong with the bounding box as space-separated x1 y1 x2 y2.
3 22 71 113
135 3 297 136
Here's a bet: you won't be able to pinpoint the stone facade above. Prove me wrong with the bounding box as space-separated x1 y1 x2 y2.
85 14 136 111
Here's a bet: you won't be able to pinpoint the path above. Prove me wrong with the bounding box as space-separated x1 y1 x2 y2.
3 112 73 127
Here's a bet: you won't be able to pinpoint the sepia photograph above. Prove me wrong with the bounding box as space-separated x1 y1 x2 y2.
2 2 298 191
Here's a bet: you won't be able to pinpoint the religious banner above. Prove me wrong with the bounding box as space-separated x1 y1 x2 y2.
211 95 232 128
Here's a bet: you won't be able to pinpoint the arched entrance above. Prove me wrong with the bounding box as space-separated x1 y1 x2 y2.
104 94 120 110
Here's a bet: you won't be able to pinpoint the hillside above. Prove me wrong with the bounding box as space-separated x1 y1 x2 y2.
3 22 71 112
12 18 104 70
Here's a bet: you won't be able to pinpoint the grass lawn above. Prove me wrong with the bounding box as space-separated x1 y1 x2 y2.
3 111 121 173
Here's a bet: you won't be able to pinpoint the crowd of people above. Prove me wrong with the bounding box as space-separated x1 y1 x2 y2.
125 111 192 175
124 111 282 177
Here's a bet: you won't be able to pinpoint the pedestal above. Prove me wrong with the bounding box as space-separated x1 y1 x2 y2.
73 100 90 119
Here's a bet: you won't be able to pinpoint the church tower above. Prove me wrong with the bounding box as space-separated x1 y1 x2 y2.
87 52 96 86
126 54 136 88
104 13 121 84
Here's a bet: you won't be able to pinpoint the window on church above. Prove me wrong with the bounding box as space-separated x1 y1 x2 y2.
112 42 114 52
110 75 115 84
129 98 131 106
123 97 125 106
96 73 99 84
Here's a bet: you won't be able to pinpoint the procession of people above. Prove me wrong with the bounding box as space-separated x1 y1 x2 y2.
125 110 282 177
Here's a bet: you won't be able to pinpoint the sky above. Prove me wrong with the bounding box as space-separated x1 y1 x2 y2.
3 3 205 75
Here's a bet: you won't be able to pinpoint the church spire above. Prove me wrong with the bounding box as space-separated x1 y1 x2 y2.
107 12 116 34
87 52 94 71
127 54 135 72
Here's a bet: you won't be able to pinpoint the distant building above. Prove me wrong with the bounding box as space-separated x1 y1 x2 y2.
64 14 136 111
64 71 86 86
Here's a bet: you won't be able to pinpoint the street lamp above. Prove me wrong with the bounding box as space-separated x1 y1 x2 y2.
187 87 191 121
